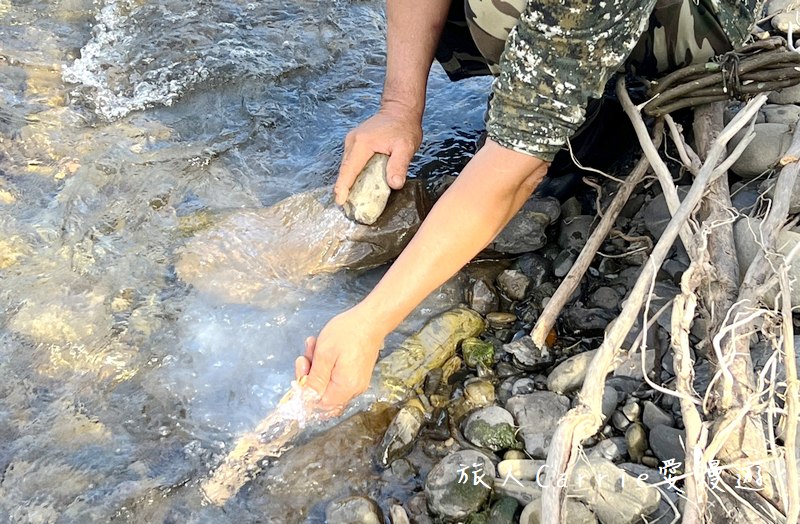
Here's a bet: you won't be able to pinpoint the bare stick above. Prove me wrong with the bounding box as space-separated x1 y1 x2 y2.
671 256 710 523
530 123 662 349
539 86 768 524
665 114 702 175
620 81 695 252
778 267 799 523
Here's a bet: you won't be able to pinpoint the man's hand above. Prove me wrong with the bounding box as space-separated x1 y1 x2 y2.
334 103 423 206
294 306 385 410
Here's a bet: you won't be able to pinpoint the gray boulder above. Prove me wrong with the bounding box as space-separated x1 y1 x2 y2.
648 424 686 465
176 181 428 304
734 217 800 306
424 450 495 521
728 123 792 179
506 392 570 458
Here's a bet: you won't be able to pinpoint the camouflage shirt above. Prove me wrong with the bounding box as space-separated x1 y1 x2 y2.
486 0 765 161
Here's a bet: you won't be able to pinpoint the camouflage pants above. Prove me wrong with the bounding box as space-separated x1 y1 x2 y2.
435 0 734 82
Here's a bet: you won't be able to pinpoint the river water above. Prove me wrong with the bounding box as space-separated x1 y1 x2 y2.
0 0 489 521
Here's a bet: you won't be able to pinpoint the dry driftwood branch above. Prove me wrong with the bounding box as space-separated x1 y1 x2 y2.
778 268 799 523
530 122 663 348
671 257 709 524
539 85 768 524
665 114 702 175
707 122 800 505
693 103 741 352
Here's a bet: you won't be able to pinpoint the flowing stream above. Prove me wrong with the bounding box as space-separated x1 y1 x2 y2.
0 0 490 521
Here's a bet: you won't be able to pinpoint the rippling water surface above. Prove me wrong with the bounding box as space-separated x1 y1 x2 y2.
0 0 489 521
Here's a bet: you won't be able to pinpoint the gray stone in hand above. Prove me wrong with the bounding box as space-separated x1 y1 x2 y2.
343 153 391 225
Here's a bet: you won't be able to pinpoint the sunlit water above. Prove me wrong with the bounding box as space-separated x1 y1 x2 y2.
0 0 490 521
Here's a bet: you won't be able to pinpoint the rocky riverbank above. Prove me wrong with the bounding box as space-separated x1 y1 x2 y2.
311 64 800 524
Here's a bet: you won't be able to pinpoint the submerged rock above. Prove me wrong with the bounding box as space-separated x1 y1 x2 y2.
506 392 570 458
424 450 495 521
375 398 426 468
461 338 495 369
520 499 597 524
462 406 519 451
343 153 391 225
176 181 430 304
326 496 383 524
376 307 486 401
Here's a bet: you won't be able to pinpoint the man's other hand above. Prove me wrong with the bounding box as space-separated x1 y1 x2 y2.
295 306 385 410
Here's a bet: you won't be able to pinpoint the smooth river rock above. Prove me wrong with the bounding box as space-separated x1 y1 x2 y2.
463 406 520 451
546 349 597 394
734 217 800 306
424 450 495 521
326 496 383 524
343 153 391 225
728 123 792 179
569 456 661 524
506 392 570 458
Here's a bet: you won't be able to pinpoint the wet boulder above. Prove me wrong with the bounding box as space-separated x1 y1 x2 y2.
375 398 426 468
486 196 560 254
176 181 430 304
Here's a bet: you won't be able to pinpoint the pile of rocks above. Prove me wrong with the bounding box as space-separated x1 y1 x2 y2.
321 20 800 524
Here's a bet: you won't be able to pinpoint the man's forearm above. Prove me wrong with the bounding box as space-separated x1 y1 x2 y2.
357 140 548 336
382 0 450 120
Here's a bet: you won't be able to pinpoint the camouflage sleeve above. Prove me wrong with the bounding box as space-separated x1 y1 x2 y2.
486 0 659 162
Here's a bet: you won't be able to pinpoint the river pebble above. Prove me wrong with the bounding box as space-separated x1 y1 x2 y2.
468 279 499 316
506 392 570 458
496 269 531 301
424 450 495 521
642 400 673 429
569 456 661 523
463 406 519 451
648 424 686 466
343 153 391 225
546 349 597 394
325 496 383 524
461 338 495 369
